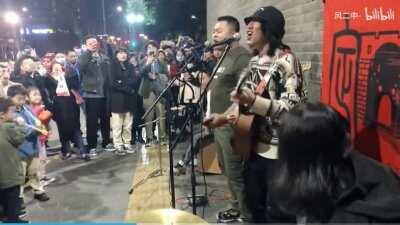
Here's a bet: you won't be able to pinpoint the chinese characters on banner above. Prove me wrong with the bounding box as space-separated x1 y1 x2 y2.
322 0 400 172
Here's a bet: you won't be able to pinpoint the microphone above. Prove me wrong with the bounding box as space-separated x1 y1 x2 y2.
189 41 211 50
188 33 240 51
209 33 241 48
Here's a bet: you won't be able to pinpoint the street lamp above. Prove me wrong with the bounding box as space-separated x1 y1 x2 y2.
191 14 197 20
22 7 28 13
135 14 144 23
116 6 123 12
3 11 21 25
3 11 21 51
126 13 144 24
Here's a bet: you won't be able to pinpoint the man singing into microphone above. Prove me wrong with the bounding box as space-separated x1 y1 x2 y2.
204 6 307 222
207 16 251 223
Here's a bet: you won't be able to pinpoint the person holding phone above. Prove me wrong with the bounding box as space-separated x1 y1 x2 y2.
78 35 114 157
138 41 169 147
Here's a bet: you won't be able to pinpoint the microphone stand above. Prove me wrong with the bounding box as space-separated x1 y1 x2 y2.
187 43 231 215
139 56 194 209
140 43 232 215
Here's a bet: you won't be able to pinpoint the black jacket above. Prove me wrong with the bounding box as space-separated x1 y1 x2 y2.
78 50 111 96
45 68 80 104
109 60 137 113
325 151 400 223
11 72 51 109
43 69 81 142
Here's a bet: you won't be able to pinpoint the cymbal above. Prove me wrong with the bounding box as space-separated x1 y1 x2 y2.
132 208 208 224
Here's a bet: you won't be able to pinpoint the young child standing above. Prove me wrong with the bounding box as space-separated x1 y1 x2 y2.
27 87 55 186
0 97 28 222
7 85 50 202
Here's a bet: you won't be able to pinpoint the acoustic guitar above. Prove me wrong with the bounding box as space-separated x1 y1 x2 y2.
230 62 312 159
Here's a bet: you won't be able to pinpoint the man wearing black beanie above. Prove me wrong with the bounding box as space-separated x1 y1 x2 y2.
204 6 307 222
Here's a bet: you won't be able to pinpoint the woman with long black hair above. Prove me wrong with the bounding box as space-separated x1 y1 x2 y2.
270 102 400 223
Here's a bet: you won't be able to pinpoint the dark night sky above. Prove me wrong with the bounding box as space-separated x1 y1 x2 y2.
144 0 207 41
0 0 206 38
0 0 206 54
77 0 206 41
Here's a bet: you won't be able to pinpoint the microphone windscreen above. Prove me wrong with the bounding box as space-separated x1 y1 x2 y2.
233 33 241 41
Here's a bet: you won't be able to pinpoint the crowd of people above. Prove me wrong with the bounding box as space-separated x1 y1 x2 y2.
1 4 400 224
0 31 205 222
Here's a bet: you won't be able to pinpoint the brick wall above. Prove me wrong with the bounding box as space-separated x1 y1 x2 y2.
207 0 324 101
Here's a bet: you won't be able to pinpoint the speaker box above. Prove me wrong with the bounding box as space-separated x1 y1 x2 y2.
198 135 222 174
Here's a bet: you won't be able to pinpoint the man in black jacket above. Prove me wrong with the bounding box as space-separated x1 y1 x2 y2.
11 55 51 109
78 35 114 156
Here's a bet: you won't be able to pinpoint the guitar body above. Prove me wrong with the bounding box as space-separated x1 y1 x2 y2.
229 60 311 160
232 113 255 160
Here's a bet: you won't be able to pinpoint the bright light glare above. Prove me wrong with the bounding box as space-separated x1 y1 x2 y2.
126 13 144 24
3 11 21 25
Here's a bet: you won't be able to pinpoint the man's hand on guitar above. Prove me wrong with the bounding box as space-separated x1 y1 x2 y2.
203 113 230 128
230 88 256 107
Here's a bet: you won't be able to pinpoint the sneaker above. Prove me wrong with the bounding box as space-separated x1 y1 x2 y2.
173 160 186 175
103 143 115 152
216 208 241 223
89 148 97 158
34 193 50 202
145 139 153 147
80 154 91 162
115 146 126 156
18 206 27 218
125 144 136 154
40 176 56 187
137 137 146 144
7 218 29 223
160 138 168 146
61 152 72 160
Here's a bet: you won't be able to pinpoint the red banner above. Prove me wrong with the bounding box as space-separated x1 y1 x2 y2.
322 0 400 172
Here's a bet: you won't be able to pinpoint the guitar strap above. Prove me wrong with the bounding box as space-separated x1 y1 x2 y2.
255 76 269 95
255 49 294 97
255 61 275 96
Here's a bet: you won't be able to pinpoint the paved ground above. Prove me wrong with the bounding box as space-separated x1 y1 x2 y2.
25 151 137 222
19 108 232 222
24 140 230 222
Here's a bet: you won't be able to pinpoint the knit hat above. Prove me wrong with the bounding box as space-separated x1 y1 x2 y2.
244 6 285 40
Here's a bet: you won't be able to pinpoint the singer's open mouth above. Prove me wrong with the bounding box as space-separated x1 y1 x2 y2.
246 31 253 40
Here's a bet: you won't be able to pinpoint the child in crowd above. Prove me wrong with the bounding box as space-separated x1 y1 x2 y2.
27 87 55 186
0 98 28 222
7 85 50 202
